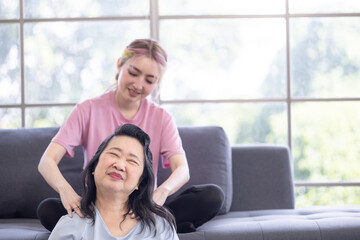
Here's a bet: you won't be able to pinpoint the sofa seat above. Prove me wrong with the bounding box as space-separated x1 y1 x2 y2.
0 219 49 240
196 205 360 240
2 206 360 240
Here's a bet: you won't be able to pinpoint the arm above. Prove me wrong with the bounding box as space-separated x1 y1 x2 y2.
38 142 84 218
153 154 190 206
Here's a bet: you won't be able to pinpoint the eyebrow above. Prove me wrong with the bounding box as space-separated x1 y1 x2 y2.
130 65 157 80
108 147 141 162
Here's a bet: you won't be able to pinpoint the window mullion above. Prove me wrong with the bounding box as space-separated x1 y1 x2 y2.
19 0 25 127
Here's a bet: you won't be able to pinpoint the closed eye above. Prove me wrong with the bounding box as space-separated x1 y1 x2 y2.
128 69 138 77
145 79 154 84
127 159 140 166
109 152 119 157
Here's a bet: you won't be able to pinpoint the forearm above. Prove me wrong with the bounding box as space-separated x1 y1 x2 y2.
158 164 190 196
38 142 84 217
157 154 190 198
38 142 72 194
38 156 72 194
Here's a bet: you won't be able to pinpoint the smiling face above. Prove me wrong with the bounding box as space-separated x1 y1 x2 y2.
116 55 162 104
93 135 145 197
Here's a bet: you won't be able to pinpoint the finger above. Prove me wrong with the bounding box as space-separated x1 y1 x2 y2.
75 207 84 218
67 208 73 218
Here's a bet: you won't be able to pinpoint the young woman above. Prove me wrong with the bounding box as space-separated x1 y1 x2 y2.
49 124 178 239
38 38 224 233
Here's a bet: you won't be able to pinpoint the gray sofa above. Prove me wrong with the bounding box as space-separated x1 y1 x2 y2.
1 126 360 240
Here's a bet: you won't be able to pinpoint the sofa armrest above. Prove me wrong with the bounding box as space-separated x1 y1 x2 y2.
230 144 295 211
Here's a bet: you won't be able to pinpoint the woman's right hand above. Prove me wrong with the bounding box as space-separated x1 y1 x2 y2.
38 142 85 218
59 185 84 218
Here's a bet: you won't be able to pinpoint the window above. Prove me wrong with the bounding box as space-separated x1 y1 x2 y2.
1 0 149 128
1 0 360 207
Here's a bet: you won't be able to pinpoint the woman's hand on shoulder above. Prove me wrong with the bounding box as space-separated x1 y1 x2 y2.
59 184 84 218
153 186 170 206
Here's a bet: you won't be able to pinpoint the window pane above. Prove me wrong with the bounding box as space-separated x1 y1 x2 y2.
25 106 73 128
0 0 19 19
292 102 360 182
289 0 360 14
24 20 149 103
0 23 20 104
0 108 21 128
163 102 287 145
24 0 148 18
290 17 360 98
296 186 360 207
159 0 285 15
160 19 286 100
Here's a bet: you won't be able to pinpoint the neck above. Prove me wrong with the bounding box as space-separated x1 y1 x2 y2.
95 191 129 217
114 89 141 120
95 190 139 237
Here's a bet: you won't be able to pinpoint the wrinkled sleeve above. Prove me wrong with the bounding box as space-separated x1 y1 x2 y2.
160 111 185 168
168 225 180 240
48 215 80 240
156 216 180 240
52 103 87 158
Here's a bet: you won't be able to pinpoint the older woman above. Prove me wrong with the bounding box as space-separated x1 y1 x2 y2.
49 124 178 240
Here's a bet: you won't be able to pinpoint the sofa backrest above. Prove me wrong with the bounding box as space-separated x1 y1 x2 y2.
157 126 233 214
0 127 83 218
0 125 233 218
230 144 295 211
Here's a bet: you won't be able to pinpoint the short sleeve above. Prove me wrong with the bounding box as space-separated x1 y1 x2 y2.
48 215 82 240
160 111 185 168
52 103 87 158
154 215 179 240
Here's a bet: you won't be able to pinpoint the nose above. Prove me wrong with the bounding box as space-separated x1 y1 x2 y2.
133 77 145 90
113 159 125 172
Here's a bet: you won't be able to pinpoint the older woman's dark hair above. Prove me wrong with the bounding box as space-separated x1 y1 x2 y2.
80 124 176 235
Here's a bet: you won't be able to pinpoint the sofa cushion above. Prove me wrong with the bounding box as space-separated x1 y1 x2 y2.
198 206 360 240
157 126 232 214
0 127 83 218
0 219 50 240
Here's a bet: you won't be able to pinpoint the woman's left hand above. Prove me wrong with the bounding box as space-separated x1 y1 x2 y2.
153 186 170 206
153 154 190 206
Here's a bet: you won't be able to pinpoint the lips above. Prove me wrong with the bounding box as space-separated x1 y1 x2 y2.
128 88 141 97
108 172 123 180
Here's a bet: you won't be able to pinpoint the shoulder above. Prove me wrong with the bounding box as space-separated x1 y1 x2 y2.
153 215 179 240
72 91 116 118
49 214 89 240
143 98 162 110
153 214 172 227
134 215 178 240
78 91 114 108
142 99 173 120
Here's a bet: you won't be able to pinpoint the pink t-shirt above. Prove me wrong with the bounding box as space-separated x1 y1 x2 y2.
52 90 184 182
